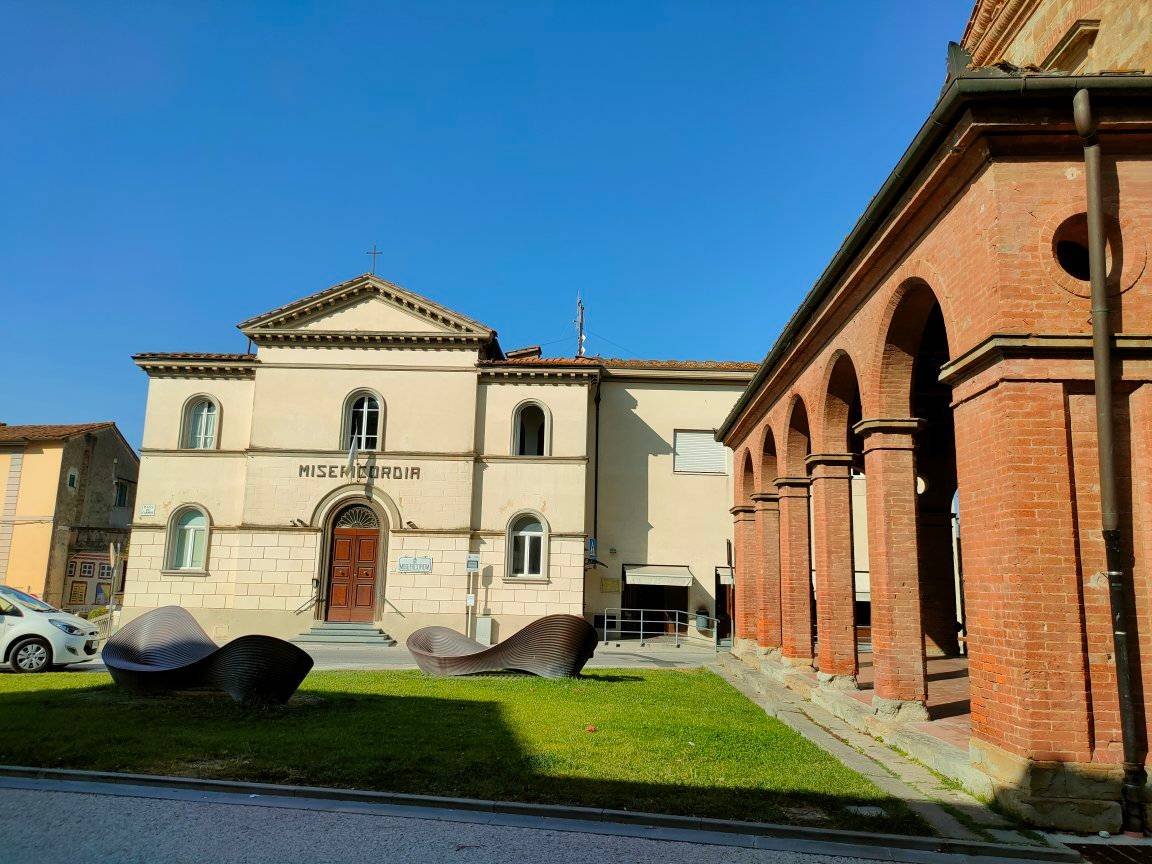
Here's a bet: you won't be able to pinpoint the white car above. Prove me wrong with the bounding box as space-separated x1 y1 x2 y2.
0 585 100 672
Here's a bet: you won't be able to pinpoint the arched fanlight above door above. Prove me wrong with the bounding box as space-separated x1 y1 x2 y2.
335 505 380 529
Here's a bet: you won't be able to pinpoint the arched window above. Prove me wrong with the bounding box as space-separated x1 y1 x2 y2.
513 402 548 456
167 506 209 571
508 514 546 578
345 392 381 451
183 398 218 449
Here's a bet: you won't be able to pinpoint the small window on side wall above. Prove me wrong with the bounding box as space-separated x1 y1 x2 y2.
514 402 547 456
168 506 209 571
183 398 219 449
509 514 545 578
673 430 727 475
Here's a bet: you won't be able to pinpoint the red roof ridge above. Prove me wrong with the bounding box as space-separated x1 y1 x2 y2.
0 421 117 442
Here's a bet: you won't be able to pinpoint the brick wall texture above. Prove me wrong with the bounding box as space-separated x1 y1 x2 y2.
723 87 1152 818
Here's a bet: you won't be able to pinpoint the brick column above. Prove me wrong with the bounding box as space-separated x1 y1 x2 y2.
775 477 813 665
854 418 928 719
729 505 756 648
751 491 781 652
807 453 858 686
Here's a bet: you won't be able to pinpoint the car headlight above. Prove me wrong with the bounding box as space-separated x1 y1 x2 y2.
49 619 84 636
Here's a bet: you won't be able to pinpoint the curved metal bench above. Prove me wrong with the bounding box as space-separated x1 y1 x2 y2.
406 614 597 678
103 606 314 705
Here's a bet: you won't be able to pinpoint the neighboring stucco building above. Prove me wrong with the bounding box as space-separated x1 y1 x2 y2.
0 422 139 611
122 273 754 647
718 0 1152 835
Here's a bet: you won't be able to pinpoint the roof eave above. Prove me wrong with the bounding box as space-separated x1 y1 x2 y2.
716 71 1152 444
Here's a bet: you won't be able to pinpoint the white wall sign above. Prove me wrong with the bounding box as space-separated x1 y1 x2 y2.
139 504 156 516
398 556 433 573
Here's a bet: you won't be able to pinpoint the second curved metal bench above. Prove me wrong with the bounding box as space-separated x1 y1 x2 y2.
406 614 597 679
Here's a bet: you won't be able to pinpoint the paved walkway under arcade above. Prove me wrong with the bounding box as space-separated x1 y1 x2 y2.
730 648 981 807
854 655 972 751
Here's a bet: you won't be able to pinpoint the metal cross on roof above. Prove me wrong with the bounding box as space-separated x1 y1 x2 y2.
365 244 382 274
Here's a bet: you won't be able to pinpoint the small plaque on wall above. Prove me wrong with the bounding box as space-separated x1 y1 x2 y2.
600 577 622 594
398 556 433 574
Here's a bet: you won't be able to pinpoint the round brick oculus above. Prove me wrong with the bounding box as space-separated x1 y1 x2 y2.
1042 210 1146 298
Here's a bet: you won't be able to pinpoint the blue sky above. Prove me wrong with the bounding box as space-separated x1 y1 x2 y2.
1 1 971 447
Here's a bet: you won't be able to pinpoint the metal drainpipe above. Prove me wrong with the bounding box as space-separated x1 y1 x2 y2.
1074 88 1147 836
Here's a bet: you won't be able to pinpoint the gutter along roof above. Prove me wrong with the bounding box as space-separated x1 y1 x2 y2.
714 64 1152 442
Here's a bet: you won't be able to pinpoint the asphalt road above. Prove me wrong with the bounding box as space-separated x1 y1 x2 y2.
0 782 907 864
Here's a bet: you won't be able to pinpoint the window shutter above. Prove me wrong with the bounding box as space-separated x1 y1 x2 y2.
674 431 727 474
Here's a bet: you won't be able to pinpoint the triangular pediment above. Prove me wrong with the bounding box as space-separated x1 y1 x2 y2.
238 274 494 342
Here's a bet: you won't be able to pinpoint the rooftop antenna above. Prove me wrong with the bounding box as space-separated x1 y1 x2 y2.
575 292 586 357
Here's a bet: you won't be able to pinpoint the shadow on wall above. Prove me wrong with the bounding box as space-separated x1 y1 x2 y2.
596 387 673 595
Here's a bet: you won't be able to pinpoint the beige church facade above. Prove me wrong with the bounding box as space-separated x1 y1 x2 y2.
122 274 755 645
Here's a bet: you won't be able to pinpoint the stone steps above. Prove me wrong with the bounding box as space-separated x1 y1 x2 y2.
292 622 397 646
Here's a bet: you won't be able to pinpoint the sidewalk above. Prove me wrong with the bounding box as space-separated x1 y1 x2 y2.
713 656 1044 848
58 641 720 673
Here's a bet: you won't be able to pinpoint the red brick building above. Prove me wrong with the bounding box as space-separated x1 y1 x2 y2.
718 0 1152 833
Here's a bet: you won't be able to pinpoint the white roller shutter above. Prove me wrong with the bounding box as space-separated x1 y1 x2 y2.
673 430 727 474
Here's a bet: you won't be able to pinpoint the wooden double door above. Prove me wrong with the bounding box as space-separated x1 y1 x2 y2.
326 527 379 623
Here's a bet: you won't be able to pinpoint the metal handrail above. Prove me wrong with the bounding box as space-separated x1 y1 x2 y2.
293 589 321 616
87 605 119 643
601 607 722 650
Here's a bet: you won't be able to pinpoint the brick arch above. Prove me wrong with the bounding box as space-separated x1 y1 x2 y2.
738 448 757 505
816 349 863 454
782 395 811 477
758 424 779 490
872 278 952 418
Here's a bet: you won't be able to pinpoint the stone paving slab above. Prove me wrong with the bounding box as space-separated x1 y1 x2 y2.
713 655 1051 850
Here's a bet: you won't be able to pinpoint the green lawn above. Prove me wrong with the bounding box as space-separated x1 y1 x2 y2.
0 668 923 833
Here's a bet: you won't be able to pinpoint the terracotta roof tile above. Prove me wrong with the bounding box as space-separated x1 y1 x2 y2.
0 422 116 442
482 356 758 371
480 356 600 367
597 357 760 371
133 353 257 361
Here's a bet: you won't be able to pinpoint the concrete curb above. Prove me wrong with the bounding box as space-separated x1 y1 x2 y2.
0 764 1080 862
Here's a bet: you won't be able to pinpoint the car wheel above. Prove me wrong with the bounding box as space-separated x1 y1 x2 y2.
10 638 52 673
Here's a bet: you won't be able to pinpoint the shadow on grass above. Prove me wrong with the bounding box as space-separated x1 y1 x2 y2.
0 671 925 835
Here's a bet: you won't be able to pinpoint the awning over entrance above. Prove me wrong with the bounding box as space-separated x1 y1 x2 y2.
715 566 734 585
623 565 694 587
